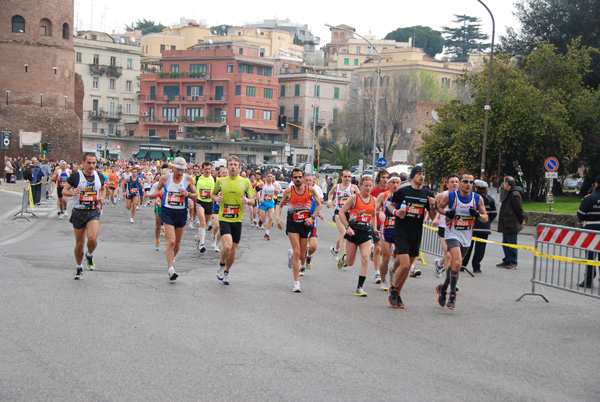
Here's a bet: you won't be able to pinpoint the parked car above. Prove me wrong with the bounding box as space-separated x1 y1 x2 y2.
563 178 583 190
275 181 290 205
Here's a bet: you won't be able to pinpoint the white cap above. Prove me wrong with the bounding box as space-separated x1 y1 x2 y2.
173 157 187 169
474 179 488 188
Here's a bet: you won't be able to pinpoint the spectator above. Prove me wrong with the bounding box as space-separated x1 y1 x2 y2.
41 160 52 198
462 180 498 273
15 157 23 180
4 157 14 182
496 176 525 269
31 161 45 205
576 176 600 288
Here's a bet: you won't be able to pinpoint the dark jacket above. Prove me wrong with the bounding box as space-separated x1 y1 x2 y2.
577 187 600 231
498 186 524 233
31 165 44 184
474 193 497 235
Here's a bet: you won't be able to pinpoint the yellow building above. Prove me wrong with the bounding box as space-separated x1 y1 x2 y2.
140 24 211 70
220 27 304 58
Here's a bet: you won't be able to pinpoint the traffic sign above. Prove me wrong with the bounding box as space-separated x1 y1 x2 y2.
105 136 108 143
545 157 559 172
1 131 11 150
97 144 102 149
116 144 121 150
377 157 387 168
545 172 558 179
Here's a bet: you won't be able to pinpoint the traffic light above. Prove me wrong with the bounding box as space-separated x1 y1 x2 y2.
278 115 287 128
176 149 181 157
169 149 174 160
42 142 48 154
33 142 40 152
313 159 318 172
45 142 52 153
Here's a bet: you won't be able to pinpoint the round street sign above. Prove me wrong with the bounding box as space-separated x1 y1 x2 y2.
545 157 559 172
377 157 387 168
3 137 9 147
116 144 121 150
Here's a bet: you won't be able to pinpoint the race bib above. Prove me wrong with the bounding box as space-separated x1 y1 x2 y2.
264 195 273 201
385 217 395 228
356 212 372 224
293 209 309 222
338 196 348 207
406 204 424 217
129 187 138 195
222 204 240 219
80 192 98 209
454 216 475 230
200 190 211 198
166 191 184 207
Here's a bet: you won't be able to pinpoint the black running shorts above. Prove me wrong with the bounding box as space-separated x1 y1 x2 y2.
161 207 187 228
286 220 311 238
345 229 372 245
70 208 101 229
393 236 421 257
196 200 213 215
220 221 242 244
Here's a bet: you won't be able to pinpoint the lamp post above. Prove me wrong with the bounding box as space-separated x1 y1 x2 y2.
476 0 495 181
326 24 380 178
278 49 318 167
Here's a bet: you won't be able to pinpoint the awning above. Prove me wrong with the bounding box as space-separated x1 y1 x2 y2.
135 150 148 159
243 127 286 136
149 150 165 160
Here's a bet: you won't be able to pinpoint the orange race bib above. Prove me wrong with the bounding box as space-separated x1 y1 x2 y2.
385 217 395 228
293 209 309 222
166 192 184 207
223 204 240 219
406 204 424 217
264 195 273 201
199 190 211 198
454 216 475 230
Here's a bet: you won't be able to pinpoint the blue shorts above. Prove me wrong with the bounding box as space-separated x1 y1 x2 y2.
161 207 187 228
383 229 394 244
213 201 220 213
259 200 275 211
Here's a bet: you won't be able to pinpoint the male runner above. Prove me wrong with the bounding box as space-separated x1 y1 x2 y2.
371 169 389 283
436 173 488 310
387 166 437 308
123 167 144 224
374 173 401 290
61 153 106 279
338 176 378 296
212 156 255 285
194 162 215 253
210 165 228 252
106 165 120 206
52 160 71 219
154 157 198 280
431 174 460 277
326 170 359 265
276 168 322 292
258 172 280 240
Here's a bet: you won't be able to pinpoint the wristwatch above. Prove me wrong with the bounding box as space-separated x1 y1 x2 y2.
345 225 349 229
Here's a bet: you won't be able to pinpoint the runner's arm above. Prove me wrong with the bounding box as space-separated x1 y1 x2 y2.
338 194 356 228
187 176 198 202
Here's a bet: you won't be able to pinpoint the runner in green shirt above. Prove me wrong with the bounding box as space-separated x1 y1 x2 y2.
211 156 255 285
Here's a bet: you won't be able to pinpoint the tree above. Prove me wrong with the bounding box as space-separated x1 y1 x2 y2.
320 143 365 170
125 19 166 35
210 25 232 36
385 26 444 58
442 15 490 62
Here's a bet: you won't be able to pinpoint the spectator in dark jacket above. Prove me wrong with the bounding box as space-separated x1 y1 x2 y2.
462 180 498 273
496 176 525 269
31 161 45 205
576 176 600 288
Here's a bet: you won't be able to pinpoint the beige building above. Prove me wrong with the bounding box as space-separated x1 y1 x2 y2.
74 31 141 156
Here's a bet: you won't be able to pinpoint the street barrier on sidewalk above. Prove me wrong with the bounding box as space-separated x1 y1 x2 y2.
13 182 38 221
517 223 600 302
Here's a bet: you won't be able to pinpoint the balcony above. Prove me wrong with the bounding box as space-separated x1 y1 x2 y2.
88 110 102 120
105 112 122 122
89 64 106 75
157 71 210 80
106 65 123 78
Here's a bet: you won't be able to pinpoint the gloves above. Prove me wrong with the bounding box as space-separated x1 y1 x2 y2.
445 210 456 219
469 207 480 218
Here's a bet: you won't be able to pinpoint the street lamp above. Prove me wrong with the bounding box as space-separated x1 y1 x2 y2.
326 24 380 178
278 49 318 166
476 0 495 181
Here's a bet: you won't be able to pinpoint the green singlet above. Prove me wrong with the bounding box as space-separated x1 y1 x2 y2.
212 176 254 223
195 175 215 203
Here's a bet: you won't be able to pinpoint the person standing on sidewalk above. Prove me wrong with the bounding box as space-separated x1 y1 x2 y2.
577 176 600 288
496 176 525 270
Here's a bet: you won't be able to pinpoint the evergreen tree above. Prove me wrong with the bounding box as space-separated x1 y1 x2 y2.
442 15 490 62
384 26 444 58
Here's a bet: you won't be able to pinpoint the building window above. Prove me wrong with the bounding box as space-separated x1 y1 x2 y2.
245 109 254 119
160 44 165 52
257 66 272 76
126 103 131 114
107 124 114 134
333 108 338 123
293 128 298 140
334 87 340 99
344 58 349 66
109 79 116 91
186 108 203 120
354 59 359 66
92 77 99 89
280 85 286 97
92 99 98 111
127 58 133 69
163 86 180 101
227 64 234 73
150 86 156 100
163 107 179 122
91 123 98 133
149 129 156 137
12 16 25 33
246 86 256 97
190 64 207 74
110 56 116 66
264 88 273 99
238 64 255 74
93 54 99 65
263 110 272 120
187 86 203 99
109 101 116 117
294 84 300 96
170 45 176 51
126 81 132 92
76 52 82 63
235 108 240 118
279 106 285 116
170 64 179 72
235 85 241 96
293 106 299 123
149 107 155 121
356 46 361 53
40 19 52 36
62 23 69 39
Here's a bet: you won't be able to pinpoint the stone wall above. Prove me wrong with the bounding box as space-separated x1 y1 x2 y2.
524 211 582 228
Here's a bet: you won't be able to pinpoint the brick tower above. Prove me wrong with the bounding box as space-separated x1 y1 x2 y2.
0 0 83 163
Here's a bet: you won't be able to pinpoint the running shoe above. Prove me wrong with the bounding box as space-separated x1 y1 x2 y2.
130 218 135 224
250 222 255 228
222 271 230 285
217 265 225 281
379 281 389 291
154 241 160 251
375 272 382 284
264 234 270 241
306 256 312 269
329 246 338 259
73 267 83 280
57 211 62 219
337 252 346 270
355 287 368 297
299 267 305 276
63 211 68 218
199 244 206 253
195 235 201 250
409 265 421 277
287 249 293 269
136 205 139 210
388 286 399 307
210 235 217 248
434 259 443 278
168 267 178 281
214 244 220 252
188 221 194 229
397 295 405 309
293 282 301 293
446 293 456 310
86 254 95 271
436 284 447 308
207 223 213 231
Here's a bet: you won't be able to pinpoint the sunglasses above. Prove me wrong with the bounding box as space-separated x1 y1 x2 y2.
461 180 474 184
343 175 352 178
293 176 303 179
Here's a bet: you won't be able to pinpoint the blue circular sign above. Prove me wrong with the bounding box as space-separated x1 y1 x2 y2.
545 157 559 172
377 158 387 167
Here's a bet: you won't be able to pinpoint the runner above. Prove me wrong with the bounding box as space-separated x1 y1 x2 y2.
326 170 359 265
371 169 389 284
151 168 170 251
154 157 198 280
142 166 153 207
299 174 324 274
123 167 144 224
211 156 255 285
431 174 460 278
106 165 120 207
61 152 106 279
51 160 71 219
435 173 487 310
248 173 258 227
374 173 402 291
258 172 280 240
188 164 200 228
276 168 322 292
387 166 437 309
194 162 215 253
210 165 228 253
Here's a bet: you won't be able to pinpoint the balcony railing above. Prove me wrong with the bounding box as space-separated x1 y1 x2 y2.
89 64 106 75
139 95 226 102
106 65 122 78
157 71 210 80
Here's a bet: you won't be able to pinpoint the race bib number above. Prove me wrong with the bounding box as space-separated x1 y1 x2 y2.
108 180 115 186
338 196 348 207
406 204 424 217
385 217 395 228
79 192 98 209
129 187 138 195
222 204 240 219
293 209 309 222
454 216 475 230
166 191 184 207
356 212 372 225
264 195 273 201
200 190 211 198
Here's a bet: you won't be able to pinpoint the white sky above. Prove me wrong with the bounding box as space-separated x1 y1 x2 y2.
75 0 520 48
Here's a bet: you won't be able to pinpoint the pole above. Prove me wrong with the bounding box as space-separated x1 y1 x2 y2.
476 0 495 181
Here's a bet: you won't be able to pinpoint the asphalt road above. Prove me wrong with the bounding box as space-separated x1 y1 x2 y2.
0 183 599 401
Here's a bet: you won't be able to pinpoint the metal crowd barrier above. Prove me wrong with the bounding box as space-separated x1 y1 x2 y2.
518 223 600 301
13 182 37 221
420 220 444 258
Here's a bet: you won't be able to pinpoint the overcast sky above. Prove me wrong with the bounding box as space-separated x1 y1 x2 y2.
75 0 520 48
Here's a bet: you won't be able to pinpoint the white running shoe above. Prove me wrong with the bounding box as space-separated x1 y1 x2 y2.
287 249 293 269
409 265 422 277
434 259 443 278
168 267 178 281
136 206 139 210
188 221 194 229
217 265 224 281
154 241 160 251
330 246 339 261
214 244 220 252
222 271 230 285
63 211 68 218
375 272 382 284
293 281 301 293
130 218 134 224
